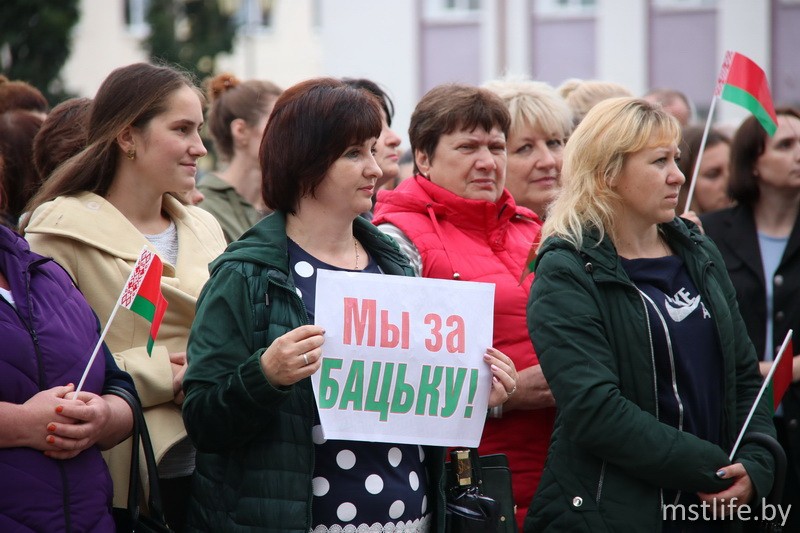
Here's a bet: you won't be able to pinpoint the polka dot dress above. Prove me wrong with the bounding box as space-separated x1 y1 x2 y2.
288 239 431 532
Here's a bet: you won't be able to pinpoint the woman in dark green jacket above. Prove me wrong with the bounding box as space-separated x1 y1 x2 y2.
525 97 776 532
182 78 517 532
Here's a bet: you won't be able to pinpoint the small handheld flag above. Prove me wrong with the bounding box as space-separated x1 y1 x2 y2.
729 330 793 460
683 51 777 214
75 246 168 393
770 338 794 412
714 51 778 136
518 232 541 285
119 248 168 355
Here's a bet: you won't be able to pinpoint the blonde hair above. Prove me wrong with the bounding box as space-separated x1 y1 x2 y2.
557 78 633 125
540 97 681 250
483 78 573 140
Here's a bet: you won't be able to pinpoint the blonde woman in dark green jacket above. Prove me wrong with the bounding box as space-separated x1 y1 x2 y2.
525 97 776 532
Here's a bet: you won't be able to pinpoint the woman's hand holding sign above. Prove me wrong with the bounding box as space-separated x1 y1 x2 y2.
260 325 326 387
485 347 518 408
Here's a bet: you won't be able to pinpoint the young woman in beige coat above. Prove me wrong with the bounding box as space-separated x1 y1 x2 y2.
23 62 226 532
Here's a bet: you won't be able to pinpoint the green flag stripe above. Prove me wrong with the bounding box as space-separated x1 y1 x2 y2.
130 294 156 322
720 85 777 135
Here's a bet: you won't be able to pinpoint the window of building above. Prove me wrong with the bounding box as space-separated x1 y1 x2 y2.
535 0 596 17
652 0 717 9
425 0 481 19
125 0 151 36
235 0 274 33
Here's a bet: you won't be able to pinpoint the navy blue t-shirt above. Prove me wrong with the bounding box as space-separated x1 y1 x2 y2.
622 253 724 530
287 239 431 532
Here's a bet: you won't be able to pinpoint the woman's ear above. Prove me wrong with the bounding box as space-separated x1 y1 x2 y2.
415 149 431 179
116 126 136 159
230 118 249 146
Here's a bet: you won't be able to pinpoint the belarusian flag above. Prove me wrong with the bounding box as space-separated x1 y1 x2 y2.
119 247 168 355
715 51 778 136
518 231 542 285
770 338 794 412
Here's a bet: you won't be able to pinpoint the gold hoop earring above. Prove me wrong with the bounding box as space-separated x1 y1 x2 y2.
126 149 136 160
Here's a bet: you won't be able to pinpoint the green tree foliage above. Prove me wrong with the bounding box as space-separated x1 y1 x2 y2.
0 0 80 103
145 0 237 81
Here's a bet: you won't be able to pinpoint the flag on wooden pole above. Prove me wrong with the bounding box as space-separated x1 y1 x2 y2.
715 51 778 136
119 247 168 355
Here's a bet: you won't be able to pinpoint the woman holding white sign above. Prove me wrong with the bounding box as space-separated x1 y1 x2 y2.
525 97 776 531
182 77 517 532
373 83 551 529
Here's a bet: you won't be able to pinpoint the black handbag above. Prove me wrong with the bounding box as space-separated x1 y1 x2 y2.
445 449 517 533
106 385 173 533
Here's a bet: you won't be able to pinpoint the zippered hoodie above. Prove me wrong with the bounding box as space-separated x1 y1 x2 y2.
0 225 114 532
525 218 776 532
182 211 447 532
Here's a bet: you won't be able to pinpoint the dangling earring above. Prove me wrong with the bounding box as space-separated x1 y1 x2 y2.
126 148 136 160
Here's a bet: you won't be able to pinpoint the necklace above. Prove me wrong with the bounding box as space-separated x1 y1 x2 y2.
354 238 360 270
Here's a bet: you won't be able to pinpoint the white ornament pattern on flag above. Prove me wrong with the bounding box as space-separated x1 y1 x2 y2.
120 249 154 308
714 50 734 96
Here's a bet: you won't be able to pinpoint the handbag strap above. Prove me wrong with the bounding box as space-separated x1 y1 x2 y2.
105 385 168 523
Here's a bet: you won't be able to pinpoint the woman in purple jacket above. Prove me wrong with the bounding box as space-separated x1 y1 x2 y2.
0 223 135 532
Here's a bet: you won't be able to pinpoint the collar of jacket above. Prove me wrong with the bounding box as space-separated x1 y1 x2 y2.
0 225 55 322
374 175 539 231
214 210 414 278
23 191 206 267
536 217 706 283
198 173 234 192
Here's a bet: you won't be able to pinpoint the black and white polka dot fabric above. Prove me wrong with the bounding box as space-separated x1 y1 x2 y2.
287 239 431 532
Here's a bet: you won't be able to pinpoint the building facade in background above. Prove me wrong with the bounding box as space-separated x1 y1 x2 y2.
62 0 799 142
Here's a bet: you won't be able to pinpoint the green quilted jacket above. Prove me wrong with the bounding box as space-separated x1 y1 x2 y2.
524 218 776 532
182 211 447 532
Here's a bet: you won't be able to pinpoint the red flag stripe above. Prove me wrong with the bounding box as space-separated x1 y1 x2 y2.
773 338 793 411
723 53 778 124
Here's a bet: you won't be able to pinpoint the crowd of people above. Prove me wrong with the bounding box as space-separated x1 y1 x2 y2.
0 60 798 533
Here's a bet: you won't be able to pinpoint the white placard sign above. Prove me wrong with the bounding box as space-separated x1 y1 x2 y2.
312 269 495 447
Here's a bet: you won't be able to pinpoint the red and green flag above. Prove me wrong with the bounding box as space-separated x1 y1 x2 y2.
770 338 794 412
715 51 778 136
518 231 542 285
119 247 168 355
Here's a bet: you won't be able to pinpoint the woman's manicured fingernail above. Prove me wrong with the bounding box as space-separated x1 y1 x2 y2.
46 435 55 444
55 406 63 414
47 424 56 432
716 469 726 478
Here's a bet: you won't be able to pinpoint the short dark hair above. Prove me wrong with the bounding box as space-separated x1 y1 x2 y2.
729 107 800 207
260 77 383 213
0 75 49 115
409 84 510 173
33 97 93 181
0 110 44 220
677 124 730 210
342 78 395 126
